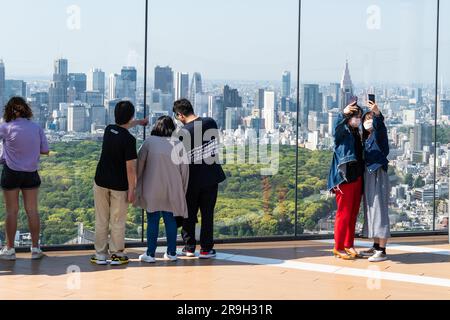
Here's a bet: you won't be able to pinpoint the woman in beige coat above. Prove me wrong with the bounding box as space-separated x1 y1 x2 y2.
134 116 189 263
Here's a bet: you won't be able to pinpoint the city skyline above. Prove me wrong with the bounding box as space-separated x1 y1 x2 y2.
0 54 448 240
1 0 449 84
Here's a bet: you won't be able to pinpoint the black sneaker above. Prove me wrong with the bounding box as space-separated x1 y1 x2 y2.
181 247 196 257
199 249 216 259
360 247 377 258
110 254 129 265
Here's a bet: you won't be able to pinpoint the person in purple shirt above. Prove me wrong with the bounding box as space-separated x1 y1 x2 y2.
0 97 49 261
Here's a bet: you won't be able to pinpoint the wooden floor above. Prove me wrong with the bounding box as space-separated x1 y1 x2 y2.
1 236 449 300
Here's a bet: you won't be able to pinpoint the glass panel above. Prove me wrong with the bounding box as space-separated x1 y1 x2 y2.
0 0 146 246
298 0 438 234
148 0 299 238
436 0 449 232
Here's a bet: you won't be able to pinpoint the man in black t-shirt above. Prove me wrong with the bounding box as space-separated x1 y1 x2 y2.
91 101 148 265
173 99 226 259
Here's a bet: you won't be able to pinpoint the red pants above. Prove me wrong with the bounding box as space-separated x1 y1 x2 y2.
334 176 362 250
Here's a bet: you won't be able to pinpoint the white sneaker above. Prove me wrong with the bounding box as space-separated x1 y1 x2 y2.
31 247 44 260
164 252 178 262
180 248 196 257
90 254 108 265
368 250 387 262
139 252 156 263
0 247 16 261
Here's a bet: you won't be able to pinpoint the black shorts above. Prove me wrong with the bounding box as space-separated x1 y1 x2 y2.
1 165 41 191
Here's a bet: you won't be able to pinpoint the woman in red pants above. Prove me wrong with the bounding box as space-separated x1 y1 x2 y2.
327 99 364 260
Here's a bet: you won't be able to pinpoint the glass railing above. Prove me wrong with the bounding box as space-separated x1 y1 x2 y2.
436 0 449 232
0 0 447 248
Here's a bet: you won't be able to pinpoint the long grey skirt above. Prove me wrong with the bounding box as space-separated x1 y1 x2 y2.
362 167 391 239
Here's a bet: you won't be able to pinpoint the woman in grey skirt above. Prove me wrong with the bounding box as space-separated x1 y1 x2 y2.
360 99 391 262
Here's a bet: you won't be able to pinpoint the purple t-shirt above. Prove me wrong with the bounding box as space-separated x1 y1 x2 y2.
0 118 49 172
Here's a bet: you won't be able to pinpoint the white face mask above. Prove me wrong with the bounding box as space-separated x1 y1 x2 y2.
349 117 361 128
363 119 373 131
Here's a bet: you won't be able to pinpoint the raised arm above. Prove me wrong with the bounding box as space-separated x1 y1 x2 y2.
368 101 389 156
129 117 149 129
334 102 357 144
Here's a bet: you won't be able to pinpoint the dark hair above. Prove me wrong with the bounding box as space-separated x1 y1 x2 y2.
173 99 194 117
3 96 33 122
114 100 135 125
151 116 176 137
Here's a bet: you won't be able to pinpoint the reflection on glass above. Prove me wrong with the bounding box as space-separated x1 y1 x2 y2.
0 0 446 248
0 0 145 246
148 0 298 238
436 0 449 232
299 0 438 234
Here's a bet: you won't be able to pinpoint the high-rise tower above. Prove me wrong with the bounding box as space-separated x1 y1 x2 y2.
282 71 291 98
49 58 69 111
174 72 189 101
189 72 203 105
339 60 354 110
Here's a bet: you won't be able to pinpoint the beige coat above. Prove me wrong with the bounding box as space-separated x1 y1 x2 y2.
134 136 189 218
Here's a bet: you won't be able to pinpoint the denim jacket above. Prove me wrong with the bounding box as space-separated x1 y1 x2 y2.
326 112 361 192
363 112 389 174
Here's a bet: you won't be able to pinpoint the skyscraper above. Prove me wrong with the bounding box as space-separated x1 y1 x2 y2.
416 87 423 105
225 108 241 130
107 99 121 124
67 103 86 132
410 123 433 152
255 88 265 110
87 68 105 98
282 71 291 98
30 92 49 127
439 99 450 117
329 83 341 109
0 59 5 107
328 109 340 136
301 84 321 129
68 73 87 100
208 95 225 129
280 97 291 112
193 93 209 117
263 90 276 131
90 105 107 126
339 60 354 110
108 73 122 101
80 91 103 106
49 58 69 111
174 72 189 100
121 67 137 104
223 85 242 109
5 80 27 99
154 66 173 94
189 72 203 105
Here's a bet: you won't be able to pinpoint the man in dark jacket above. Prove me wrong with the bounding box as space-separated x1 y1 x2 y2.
173 99 226 259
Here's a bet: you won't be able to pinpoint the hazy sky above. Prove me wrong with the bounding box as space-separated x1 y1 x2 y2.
0 0 449 85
